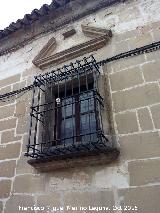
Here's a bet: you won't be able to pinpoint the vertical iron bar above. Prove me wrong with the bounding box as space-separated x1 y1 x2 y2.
99 101 104 135
70 63 75 144
57 69 60 98
64 66 67 146
27 85 36 155
70 63 74 96
56 68 60 146
94 93 101 139
83 57 89 91
33 86 41 157
46 86 51 149
76 61 81 143
91 56 101 139
40 85 45 154
91 55 99 92
88 93 91 143
76 60 81 94
51 85 54 146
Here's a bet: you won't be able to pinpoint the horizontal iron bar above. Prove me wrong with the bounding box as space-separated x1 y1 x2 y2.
26 130 105 147
25 139 110 159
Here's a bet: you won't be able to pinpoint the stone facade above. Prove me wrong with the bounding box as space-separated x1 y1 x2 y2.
0 0 160 213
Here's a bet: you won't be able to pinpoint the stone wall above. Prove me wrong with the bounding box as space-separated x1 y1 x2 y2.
0 0 160 212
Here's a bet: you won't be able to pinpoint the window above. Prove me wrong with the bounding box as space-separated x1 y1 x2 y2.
25 55 111 159
53 83 100 145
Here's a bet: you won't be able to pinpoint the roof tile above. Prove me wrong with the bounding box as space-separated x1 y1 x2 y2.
0 0 72 39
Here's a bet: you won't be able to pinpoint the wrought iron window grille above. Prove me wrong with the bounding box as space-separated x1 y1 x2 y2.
25 55 113 160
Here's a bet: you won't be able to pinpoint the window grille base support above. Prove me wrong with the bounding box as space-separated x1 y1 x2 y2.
27 147 120 172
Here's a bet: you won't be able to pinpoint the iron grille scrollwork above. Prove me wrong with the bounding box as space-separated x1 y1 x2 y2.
25 55 111 159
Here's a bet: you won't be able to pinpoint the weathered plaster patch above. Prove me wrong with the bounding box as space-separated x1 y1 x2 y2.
91 163 129 189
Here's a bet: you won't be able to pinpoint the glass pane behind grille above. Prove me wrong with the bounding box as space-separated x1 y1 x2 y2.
61 97 75 144
61 117 75 144
80 91 94 113
80 91 97 142
62 97 75 117
80 113 97 142
59 91 97 144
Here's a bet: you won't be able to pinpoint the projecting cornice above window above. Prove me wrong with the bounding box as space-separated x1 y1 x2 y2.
32 25 112 69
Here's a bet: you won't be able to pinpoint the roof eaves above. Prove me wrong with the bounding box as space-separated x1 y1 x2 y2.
0 0 72 39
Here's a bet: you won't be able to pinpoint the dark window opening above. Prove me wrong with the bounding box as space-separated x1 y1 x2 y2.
54 83 97 146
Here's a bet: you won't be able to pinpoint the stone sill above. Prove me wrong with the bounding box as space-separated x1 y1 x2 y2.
27 148 120 172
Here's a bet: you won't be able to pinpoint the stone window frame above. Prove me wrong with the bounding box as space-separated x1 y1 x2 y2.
26 57 119 171
25 26 119 171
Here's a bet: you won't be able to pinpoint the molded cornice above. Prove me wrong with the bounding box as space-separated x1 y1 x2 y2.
32 26 112 69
